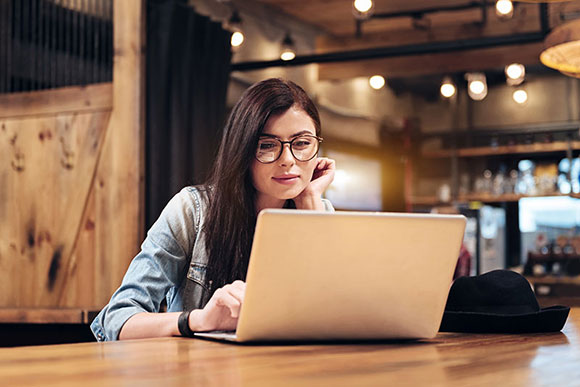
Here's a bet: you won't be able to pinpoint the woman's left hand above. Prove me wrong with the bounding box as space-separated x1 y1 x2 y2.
294 157 335 209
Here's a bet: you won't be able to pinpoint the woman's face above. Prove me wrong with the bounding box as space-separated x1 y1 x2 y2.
250 106 318 206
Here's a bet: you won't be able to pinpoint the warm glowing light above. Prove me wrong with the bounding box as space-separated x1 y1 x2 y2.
354 0 373 13
280 33 296 61
506 63 524 80
495 0 513 17
440 77 456 98
369 75 385 90
513 89 528 104
280 50 296 61
231 31 244 47
466 72 487 101
440 83 456 98
469 80 485 95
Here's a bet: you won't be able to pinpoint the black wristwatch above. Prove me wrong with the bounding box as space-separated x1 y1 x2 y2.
178 310 194 337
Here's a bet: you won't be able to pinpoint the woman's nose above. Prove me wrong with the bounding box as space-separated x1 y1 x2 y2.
278 143 295 166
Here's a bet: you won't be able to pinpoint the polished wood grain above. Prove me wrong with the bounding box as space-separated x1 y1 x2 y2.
422 141 580 158
0 308 92 324
0 110 110 308
2 308 579 386
94 0 145 298
0 0 145 320
0 83 112 119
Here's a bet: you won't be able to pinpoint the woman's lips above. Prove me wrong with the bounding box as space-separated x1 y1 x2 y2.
272 175 299 185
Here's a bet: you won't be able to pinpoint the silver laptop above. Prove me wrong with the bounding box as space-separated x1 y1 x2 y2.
194 209 466 342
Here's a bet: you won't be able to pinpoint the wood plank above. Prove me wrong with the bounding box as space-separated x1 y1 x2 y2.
527 276 580 285
60 182 98 308
457 193 571 203
318 42 544 80
92 0 145 302
409 193 577 205
0 308 578 385
0 83 113 119
258 0 546 37
317 3 543 52
0 308 89 324
314 2 557 80
0 111 110 308
409 196 445 206
423 140 580 158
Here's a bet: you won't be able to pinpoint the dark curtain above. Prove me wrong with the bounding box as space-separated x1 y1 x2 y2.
145 0 231 230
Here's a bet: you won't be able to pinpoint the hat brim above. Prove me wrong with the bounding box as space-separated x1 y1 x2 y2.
439 305 570 333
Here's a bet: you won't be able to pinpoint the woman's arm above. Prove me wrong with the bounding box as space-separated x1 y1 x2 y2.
91 188 198 341
119 280 247 339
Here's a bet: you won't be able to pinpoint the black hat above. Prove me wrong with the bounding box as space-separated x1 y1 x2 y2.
440 270 570 333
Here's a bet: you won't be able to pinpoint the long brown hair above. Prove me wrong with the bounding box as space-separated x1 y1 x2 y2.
203 78 321 291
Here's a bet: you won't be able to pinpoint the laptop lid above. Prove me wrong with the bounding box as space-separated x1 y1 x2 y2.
223 210 466 342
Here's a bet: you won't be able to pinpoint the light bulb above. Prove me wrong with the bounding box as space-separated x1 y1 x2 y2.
353 0 374 19
354 0 373 13
506 63 524 80
505 63 525 85
513 89 528 104
466 72 487 101
496 0 513 18
369 75 385 90
469 80 485 95
280 50 296 61
440 77 456 98
231 31 244 47
280 33 296 61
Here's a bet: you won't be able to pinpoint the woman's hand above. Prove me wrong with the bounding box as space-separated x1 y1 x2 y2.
190 280 246 332
294 157 336 210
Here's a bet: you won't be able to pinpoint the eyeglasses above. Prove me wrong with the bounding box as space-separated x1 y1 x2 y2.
255 135 323 164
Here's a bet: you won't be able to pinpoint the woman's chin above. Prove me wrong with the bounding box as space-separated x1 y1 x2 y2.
275 186 306 201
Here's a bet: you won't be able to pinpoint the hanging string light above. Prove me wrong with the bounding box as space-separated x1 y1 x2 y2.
505 63 525 85
440 76 456 98
227 10 244 49
280 33 296 61
495 0 514 19
513 89 528 104
466 73 488 101
353 0 374 20
369 75 385 90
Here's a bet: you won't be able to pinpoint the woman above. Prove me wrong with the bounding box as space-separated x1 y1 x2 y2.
91 78 336 341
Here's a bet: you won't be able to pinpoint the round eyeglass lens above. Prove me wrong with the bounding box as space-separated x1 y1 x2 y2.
291 136 318 161
255 135 320 163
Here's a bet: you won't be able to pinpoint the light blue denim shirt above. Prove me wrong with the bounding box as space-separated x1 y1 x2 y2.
90 186 334 341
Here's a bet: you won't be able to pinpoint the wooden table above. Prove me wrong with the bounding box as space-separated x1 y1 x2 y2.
2 309 579 386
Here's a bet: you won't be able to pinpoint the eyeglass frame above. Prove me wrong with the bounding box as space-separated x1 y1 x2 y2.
255 134 324 164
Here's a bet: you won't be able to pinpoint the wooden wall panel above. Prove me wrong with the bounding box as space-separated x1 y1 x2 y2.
0 110 110 308
0 84 113 119
0 0 145 321
93 0 145 304
59 183 97 308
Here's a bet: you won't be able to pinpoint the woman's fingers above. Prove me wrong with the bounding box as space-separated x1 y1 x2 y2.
317 157 335 172
214 289 241 318
214 282 246 318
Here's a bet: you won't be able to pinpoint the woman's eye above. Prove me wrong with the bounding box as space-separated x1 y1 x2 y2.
294 140 311 148
259 142 277 150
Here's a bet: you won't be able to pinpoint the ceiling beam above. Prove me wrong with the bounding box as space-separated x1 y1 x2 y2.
317 42 544 80
231 32 545 72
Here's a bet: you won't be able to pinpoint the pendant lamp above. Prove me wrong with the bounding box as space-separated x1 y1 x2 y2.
540 19 580 78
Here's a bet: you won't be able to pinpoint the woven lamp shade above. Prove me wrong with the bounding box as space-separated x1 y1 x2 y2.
540 19 580 78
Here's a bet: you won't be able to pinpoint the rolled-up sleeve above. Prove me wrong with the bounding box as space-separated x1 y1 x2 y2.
91 188 198 341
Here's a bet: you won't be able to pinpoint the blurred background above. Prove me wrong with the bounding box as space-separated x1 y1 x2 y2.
1 0 580 345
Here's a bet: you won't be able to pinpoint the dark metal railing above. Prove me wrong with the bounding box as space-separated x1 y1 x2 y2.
0 0 113 94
